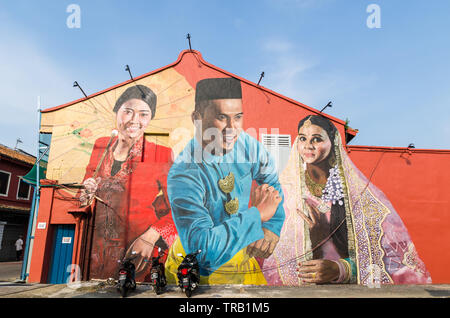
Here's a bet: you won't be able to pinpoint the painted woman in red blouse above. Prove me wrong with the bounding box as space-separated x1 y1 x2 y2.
80 85 176 281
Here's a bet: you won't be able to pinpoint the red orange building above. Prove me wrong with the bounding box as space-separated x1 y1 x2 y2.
0 144 35 261
26 50 450 284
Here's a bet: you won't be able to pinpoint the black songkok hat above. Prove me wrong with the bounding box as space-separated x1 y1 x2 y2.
195 78 242 104
113 84 157 119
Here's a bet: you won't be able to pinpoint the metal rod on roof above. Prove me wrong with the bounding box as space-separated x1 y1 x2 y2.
320 101 332 113
186 33 192 51
257 72 265 85
73 81 88 98
14 138 23 150
125 64 133 81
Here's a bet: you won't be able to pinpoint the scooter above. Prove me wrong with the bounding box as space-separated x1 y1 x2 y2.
150 247 167 295
117 251 137 297
177 249 201 298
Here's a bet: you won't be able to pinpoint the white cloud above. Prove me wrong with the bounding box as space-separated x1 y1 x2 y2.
260 38 376 114
263 38 294 53
261 38 319 105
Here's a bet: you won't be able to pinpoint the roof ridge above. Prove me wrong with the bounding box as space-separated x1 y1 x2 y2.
40 50 346 126
0 143 36 165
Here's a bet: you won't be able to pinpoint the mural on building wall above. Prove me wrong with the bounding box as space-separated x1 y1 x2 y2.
42 67 195 281
43 67 431 285
261 115 432 285
165 78 284 285
79 84 177 281
43 67 195 184
163 79 431 286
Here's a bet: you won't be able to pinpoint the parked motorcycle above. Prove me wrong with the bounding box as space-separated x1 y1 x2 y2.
117 251 137 297
177 249 201 298
150 247 167 295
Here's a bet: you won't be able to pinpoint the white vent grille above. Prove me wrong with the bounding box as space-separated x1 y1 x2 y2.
262 134 291 148
261 134 292 174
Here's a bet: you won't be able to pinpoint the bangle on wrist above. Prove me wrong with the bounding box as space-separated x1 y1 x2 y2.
331 260 346 283
340 258 352 283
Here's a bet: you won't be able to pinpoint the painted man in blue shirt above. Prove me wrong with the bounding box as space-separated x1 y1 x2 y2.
165 77 285 284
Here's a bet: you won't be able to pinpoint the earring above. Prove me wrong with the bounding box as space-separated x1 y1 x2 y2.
328 154 337 167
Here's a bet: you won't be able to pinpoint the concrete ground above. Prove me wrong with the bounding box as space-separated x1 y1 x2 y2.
0 261 22 282
1 261 449 299
1 281 450 298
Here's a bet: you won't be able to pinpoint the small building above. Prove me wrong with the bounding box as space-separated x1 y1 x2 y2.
26 50 450 285
0 144 35 261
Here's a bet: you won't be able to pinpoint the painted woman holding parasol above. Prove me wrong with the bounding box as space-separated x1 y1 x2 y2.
80 85 176 281
262 115 431 285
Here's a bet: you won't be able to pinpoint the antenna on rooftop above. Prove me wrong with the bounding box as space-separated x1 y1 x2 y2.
320 101 332 113
73 81 88 98
125 65 133 81
257 72 265 85
186 33 192 51
14 138 23 150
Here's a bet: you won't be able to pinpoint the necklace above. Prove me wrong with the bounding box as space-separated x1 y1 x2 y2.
218 171 235 194
321 165 345 206
214 163 239 215
305 170 326 197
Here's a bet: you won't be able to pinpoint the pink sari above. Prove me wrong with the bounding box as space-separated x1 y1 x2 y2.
263 133 432 285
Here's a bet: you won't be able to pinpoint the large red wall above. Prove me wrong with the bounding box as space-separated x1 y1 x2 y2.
347 146 450 283
176 51 450 283
35 50 449 284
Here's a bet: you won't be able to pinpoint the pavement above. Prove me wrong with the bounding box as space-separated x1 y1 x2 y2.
0 261 22 282
1 281 450 299
1 261 449 299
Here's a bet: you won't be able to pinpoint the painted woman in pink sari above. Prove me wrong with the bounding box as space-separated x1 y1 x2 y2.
262 115 431 285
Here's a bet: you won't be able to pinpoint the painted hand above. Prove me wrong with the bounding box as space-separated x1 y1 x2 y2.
124 227 161 274
80 177 100 205
251 184 282 223
297 259 340 284
297 203 329 244
247 228 280 259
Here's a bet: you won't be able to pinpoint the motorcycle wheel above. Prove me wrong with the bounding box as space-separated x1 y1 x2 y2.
185 288 192 298
155 284 161 295
120 286 128 298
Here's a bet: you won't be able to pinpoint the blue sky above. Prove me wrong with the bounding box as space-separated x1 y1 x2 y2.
1 0 449 155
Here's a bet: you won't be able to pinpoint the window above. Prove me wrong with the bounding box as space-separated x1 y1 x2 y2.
261 134 292 174
0 170 11 197
17 177 31 200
